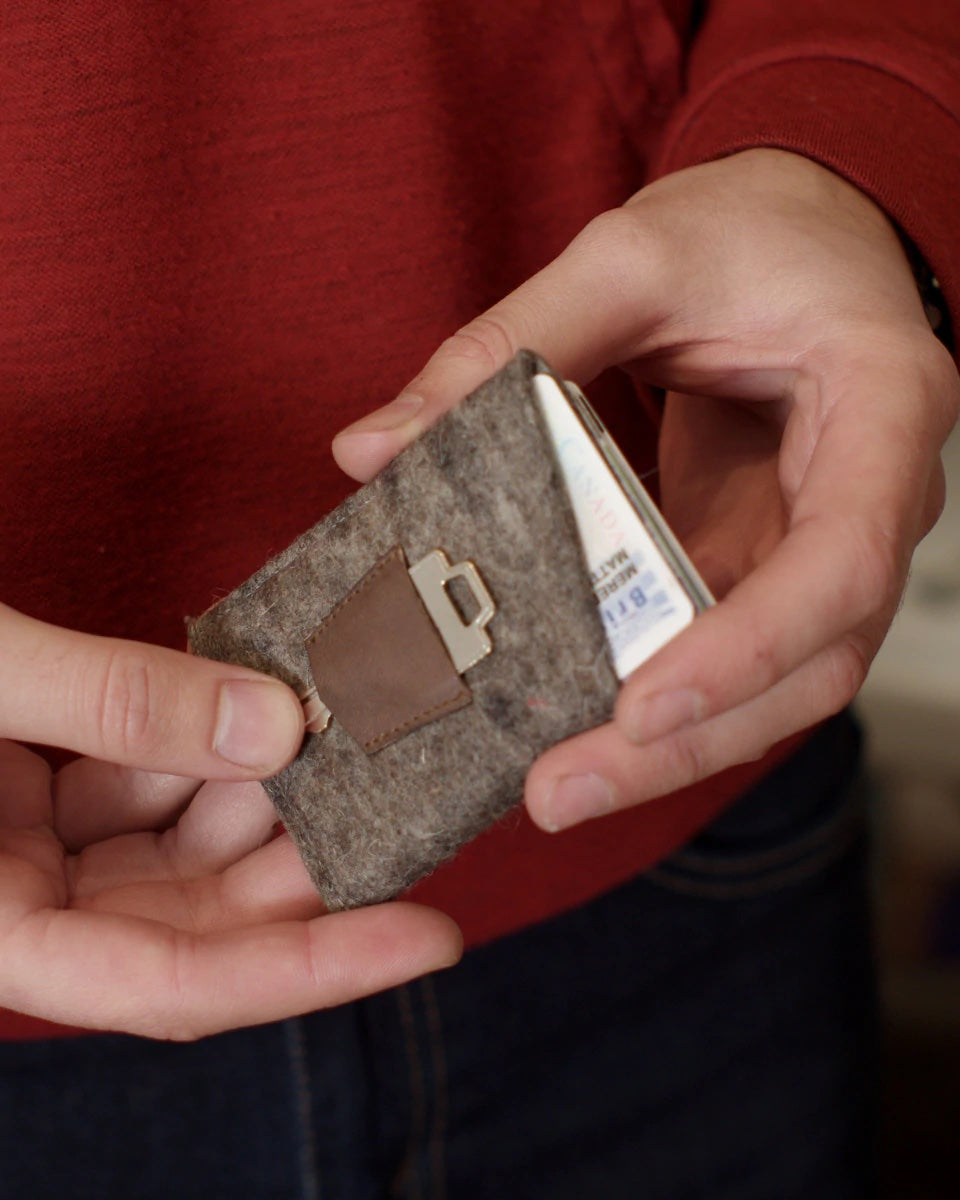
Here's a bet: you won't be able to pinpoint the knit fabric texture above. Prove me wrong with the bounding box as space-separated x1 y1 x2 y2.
189 352 618 909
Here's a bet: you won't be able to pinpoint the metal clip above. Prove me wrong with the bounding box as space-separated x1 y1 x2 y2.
408 549 496 672
301 687 332 734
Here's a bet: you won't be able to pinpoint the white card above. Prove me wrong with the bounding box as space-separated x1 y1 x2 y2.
533 373 709 680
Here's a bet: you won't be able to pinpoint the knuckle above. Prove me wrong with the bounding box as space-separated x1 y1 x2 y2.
740 735 776 766
437 314 517 372
577 205 644 254
155 935 205 1043
865 328 960 438
573 206 668 289
161 1014 205 1043
304 928 327 996
148 1011 201 1042
95 650 167 761
743 626 783 695
827 635 873 709
918 461 947 541
840 516 905 623
663 728 710 789
917 334 960 433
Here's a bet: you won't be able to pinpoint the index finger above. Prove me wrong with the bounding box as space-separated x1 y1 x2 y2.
0 604 304 779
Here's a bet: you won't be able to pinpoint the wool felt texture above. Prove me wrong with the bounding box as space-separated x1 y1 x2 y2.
189 352 619 910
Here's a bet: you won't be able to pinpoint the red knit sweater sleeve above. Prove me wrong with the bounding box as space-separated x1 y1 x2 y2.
652 0 960 341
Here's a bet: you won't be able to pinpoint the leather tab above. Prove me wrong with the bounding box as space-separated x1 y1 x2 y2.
306 546 471 752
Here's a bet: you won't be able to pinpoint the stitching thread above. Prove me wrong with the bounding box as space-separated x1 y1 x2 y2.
645 791 864 900
305 543 472 751
363 686 470 753
282 1018 323 1200
395 986 426 1200
421 977 449 1200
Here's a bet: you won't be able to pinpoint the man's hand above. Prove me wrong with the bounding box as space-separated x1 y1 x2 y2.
332 149 960 832
0 600 306 778
0 606 462 1037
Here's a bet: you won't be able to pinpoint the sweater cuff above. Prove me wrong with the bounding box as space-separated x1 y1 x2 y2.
654 56 960 349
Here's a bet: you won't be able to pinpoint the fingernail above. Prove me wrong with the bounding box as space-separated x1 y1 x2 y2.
539 773 615 832
337 393 425 438
620 688 705 746
214 680 302 771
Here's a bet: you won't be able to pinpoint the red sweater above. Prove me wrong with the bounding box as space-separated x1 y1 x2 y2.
2 1 958 1040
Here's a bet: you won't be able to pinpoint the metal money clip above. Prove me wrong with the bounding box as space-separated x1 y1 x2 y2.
301 548 496 738
407 550 496 672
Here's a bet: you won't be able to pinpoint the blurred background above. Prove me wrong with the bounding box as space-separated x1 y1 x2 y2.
855 421 960 1199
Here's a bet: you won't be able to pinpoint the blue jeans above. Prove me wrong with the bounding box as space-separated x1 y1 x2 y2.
0 713 874 1199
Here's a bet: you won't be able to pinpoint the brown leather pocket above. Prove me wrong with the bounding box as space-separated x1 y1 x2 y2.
305 546 471 752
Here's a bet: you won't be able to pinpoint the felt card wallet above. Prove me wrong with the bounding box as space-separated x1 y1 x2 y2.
188 351 619 910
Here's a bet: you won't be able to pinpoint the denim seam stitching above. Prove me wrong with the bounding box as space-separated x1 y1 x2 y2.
421 977 449 1200
282 1017 323 1200
665 782 863 877
643 811 863 899
394 985 426 1200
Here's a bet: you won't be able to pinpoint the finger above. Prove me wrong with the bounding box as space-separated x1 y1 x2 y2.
614 350 955 748
159 779 278 874
70 781 281 895
53 760 202 851
331 208 667 481
3 903 463 1039
71 832 319 932
0 603 304 779
0 741 54 828
526 632 864 831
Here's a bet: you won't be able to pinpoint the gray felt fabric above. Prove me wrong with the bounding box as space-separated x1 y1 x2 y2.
188 351 618 910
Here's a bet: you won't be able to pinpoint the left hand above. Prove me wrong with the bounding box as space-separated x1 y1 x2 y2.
332 149 959 833
0 740 462 1038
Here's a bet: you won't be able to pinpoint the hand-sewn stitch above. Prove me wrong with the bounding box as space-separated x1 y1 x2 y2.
305 544 472 753
364 686 471 752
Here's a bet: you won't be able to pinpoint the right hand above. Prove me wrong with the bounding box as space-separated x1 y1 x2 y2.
0 603 462 1039
333 149 958 832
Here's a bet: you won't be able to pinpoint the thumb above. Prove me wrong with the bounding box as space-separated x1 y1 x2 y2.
332 209 660 482
0 603 304 778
